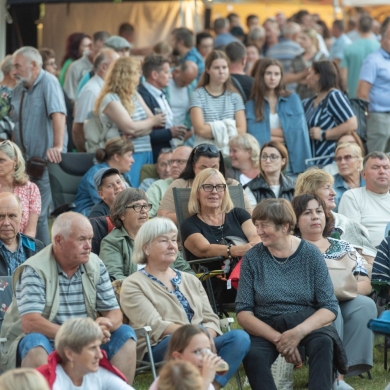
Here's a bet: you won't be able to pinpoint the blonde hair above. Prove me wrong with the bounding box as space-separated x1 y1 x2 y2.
335 142 363 161
0 368 50 390
228 134 260 168
295 167 334 197
302 28 320 51
188 168 234 215
0 141 28 186
94 57 141 116
157 361 203 390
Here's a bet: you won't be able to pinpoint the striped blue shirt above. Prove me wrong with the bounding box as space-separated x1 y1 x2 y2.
303 89 354 165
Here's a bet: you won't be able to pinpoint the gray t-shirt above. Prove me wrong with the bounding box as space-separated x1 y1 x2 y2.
63 54 93 100
11 70 67 159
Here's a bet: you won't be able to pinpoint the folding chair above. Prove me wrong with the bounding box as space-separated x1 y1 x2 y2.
48 152 95 216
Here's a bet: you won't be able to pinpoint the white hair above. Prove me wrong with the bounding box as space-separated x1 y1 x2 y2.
248 26 265 41
282 22 301 37
133 218 178 265
51 212 90 240
13 46 43 68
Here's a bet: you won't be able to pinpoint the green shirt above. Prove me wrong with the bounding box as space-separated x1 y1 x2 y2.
146 178 173 218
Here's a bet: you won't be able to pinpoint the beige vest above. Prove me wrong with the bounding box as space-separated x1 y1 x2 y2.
0 245 101 371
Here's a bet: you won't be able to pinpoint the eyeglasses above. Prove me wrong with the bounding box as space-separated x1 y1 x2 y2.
261 154 280 162
199 184 226 192
168 159 187 165
45 61 57 67
334 155 357 163
194 144 220 155
126 203 153 212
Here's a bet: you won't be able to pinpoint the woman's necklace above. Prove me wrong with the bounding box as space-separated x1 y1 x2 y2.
199 213 226 243
268 237 293 265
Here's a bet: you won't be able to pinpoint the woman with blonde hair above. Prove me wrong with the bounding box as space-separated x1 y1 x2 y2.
190 50 246 156
0 368 50 390
94 57 166 187
0 140 41 237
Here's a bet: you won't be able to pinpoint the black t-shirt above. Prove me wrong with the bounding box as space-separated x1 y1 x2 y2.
231 74 254 101
88 200 110 218
181 207 251 260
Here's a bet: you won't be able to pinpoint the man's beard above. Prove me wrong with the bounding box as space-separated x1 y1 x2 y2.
14 69 32 86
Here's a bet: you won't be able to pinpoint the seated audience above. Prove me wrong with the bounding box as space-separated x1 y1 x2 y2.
0 368 49 390
99 188 194 280
225 41 254 102
0 192 44 276
302 61 357 166
157 144 252 225
236 198 343 390
292 194 375 388
372 236 390 283
138 55 187 162
89 168 126 218
214 18 239 48
0 141 41 237
120 217 250 390
0 212 137 384
139 149 172 192
190 51 246 156
72 49 119 152
196 32 214 60
244 44 260 76
227 133 260 187
333 143 365 211
149 325 226 390
74 138 134 216
246 58 311 175
147 146 192 218
339 152 390 248
295 168 377 266
96 57 164 187
244 141 295 206
37 318 134 390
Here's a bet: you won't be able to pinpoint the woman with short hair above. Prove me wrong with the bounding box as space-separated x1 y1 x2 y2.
120 217 250 390
37 318 134 390
236 198 343 390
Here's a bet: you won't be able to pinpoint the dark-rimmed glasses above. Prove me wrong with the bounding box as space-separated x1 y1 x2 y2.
125 203 153 212
199 184 226 192
261 154 280 162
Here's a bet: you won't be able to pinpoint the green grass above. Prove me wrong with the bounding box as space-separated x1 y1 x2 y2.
132 315 390 390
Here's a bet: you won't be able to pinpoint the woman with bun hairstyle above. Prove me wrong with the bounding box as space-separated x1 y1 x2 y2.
74 137 134 216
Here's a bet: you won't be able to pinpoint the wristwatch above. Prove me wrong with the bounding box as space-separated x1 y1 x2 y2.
320 130 326 142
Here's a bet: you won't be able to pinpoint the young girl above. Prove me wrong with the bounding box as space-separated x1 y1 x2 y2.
149 325 228 390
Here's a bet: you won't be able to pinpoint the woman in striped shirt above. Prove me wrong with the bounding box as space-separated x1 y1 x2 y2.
303 61 357 166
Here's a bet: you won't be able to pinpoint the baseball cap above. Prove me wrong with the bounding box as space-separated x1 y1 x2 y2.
93 168 120 191
104 36 132 51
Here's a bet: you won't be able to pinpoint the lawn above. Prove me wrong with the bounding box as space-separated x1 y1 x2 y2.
132 318 390 390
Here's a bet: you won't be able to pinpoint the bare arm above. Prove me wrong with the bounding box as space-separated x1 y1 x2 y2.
241 219 261 245
21 313 61 339
72 122 86 152
23 213 39 238
235 110 246 134
356 80 372 102
100 308 123 332
340 67 348 90
191 107 213 139
357 275 372 296
322 116 358 141
46 112 66 163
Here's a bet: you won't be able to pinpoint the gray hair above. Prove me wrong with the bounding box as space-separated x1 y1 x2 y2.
110 188 148 228
0 55 13 76
248 26 265 41
228 133 260 167
214 18 229 32
13 46 43 68
133 218 178 264
51 211 90 240
55 318 103 362
282 22 301 37
363 151 389 169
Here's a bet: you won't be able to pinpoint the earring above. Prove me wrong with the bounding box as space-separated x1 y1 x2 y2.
13 166 16 170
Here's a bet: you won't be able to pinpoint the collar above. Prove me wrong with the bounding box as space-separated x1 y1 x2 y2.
0 233 23 252
56 262 84 276
379 48 390 59
23 69 45 92
143 81 164 98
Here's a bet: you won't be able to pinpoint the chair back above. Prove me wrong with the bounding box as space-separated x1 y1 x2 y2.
0 276 13 332
48 153 95 209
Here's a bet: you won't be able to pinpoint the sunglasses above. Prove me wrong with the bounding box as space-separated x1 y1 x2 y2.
334 155 357 163
194 144 220 155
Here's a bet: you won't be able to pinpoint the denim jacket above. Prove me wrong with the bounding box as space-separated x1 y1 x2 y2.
333 172 366 212
246 93 311 174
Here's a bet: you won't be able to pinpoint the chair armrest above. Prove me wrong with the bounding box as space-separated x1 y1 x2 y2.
134 326 152 338
220 317 234 331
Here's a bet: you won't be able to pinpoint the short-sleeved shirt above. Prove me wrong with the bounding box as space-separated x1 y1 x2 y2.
329 34 352 61
11 70 67 159
302 89 355 165
359 48 390 112
16 260 118 339
63 54 93 100
99 93 152 153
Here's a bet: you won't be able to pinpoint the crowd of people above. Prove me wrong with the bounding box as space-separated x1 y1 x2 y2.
0 7 390 390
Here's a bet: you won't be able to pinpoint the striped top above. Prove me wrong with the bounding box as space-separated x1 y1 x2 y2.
302 89 354 166
16 261 119 339
99 92 152 153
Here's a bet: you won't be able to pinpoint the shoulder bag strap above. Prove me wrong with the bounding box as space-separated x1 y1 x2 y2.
18 91 27 156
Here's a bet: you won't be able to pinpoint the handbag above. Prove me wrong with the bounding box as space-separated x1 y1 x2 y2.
18 91 47 179
325 251 358 301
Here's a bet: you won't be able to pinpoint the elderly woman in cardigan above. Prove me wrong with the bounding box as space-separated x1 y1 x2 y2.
120 217 250 390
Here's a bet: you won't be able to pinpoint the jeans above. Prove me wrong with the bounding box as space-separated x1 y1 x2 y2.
17 324 137 362
145 329 250 387
244 332 333 390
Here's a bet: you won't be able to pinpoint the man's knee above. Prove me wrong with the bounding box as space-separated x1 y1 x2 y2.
21 346 49 368
18 332 53 365
102 325 137 361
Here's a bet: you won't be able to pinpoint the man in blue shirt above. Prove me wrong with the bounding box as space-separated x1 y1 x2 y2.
329 20 352 65
214 18 239 48
170 27 204 81
357 19 390 153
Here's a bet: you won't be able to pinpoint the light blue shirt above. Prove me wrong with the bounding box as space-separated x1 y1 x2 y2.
359 48 390 112
214 33 238 48
329 34 352 61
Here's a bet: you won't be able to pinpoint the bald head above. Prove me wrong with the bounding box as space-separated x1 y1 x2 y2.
95 48 120 78
173 61 198 87
52 211 91 241
170 146 192 179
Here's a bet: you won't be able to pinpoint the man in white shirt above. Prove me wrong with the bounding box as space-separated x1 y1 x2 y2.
72 49 119 152
338 152 390 247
